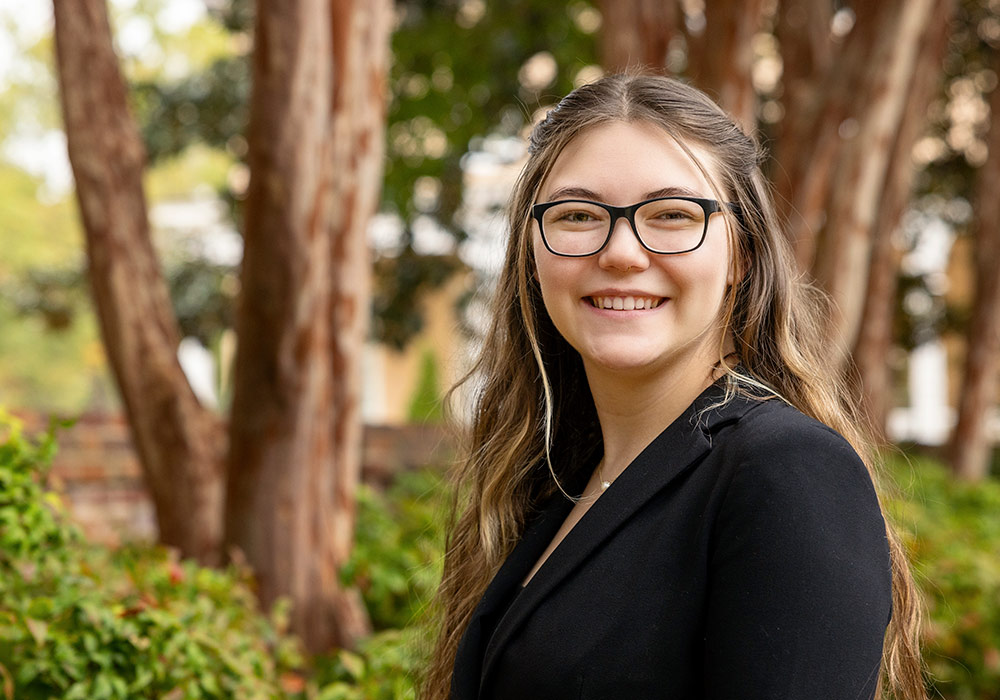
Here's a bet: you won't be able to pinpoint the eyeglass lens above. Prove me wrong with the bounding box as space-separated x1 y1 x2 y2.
540 198 707 256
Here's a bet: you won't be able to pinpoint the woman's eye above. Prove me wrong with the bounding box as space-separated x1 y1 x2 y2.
559 211 596 222
656 209 692 220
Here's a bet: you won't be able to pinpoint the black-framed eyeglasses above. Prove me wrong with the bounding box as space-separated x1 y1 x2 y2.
531 196 740 257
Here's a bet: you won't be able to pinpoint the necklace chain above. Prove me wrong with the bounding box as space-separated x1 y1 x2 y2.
597 460 612 491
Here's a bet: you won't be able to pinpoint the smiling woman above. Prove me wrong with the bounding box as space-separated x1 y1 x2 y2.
422 74 926 700
531 121 732 384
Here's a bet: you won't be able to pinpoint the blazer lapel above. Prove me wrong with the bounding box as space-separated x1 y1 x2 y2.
451 469 589 700
478 382 754 694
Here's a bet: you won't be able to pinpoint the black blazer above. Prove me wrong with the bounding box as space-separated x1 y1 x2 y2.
451 383 892 699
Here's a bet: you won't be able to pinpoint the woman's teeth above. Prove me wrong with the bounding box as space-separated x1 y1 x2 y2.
590 296 662 310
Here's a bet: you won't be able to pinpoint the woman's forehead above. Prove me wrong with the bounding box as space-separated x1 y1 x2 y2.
537 120 724 203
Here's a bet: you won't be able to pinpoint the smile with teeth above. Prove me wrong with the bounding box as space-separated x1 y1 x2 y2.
589 295 664 310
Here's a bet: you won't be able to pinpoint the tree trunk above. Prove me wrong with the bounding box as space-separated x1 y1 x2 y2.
224 0 391 652
52 0 225 565
771 0 834 231
597 0 680 73
693 0 765 131
597 0 760 129
949 55 1000 481
777 2 899 272
813 0 937 362
852 0 957 437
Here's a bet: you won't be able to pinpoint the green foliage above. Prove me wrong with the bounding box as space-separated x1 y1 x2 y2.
2 265 86 335
342 469 447 632
0 412 307 699
0 414 445 698
314 628 425 700
7 414 1000 698
884 453 1000 699
0 299 112 414
166 259 239 349
371 250 464 350
406 348 445 423
325 467 450 699
386 1 598 221
131 57 250 166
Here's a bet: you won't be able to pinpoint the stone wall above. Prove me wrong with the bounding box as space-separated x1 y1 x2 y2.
16 412 453 546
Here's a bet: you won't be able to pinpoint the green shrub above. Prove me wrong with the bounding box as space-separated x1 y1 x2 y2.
342 469 446 631
0 411 306 700
406 348 444 423
0 410 444 699
885 453 1000 700
313 628 425 700
6 410 1000 700
327 469 447 697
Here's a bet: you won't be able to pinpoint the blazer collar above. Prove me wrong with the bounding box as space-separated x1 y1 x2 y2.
452 380 762 699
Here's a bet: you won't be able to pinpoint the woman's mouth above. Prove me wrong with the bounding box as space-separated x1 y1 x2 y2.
588 295 664 310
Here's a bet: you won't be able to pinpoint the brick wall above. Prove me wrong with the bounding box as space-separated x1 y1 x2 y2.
15 412 453 546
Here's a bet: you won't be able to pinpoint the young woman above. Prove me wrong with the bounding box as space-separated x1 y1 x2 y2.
423 74 925 700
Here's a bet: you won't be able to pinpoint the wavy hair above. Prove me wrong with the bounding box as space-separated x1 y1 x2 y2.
421 73 925 700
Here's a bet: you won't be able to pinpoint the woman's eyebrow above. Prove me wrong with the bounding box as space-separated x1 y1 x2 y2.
641 185 704 199
544 186 603 202
543 184 705 203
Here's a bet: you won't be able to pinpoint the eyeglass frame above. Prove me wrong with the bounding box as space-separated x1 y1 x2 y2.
530 196 742 258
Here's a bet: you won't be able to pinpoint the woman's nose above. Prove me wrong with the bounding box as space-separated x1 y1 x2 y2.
598 217 650 273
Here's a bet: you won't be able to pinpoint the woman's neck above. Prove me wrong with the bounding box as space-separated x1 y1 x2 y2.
585 353 719 483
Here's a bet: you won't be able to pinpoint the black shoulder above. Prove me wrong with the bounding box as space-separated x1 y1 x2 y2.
710 397 890 598
718 398 871 491
704 399 893 698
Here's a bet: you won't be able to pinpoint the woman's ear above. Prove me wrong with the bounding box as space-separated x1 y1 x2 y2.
528 231 540 284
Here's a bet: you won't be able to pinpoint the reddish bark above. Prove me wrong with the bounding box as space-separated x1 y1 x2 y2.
598 0 761 129
52 0 225 565
814 0 937 361
694 0 765 131
949 55 1000 481
852 0 957 437
597 0 680 73
223 0 391 651
777 2 897 271
772 0 834 226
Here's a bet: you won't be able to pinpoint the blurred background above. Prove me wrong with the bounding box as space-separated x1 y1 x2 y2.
1 0 999 698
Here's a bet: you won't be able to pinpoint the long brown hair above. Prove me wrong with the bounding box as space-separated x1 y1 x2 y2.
421 73 925 700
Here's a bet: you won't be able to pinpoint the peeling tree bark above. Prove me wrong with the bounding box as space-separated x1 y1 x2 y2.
852 0 956 437
598 0 761 130
777 2 896 271
772 0 834 228
693 0 765 131
52 0 225 565
597 0 680 73
223 0 392 652
949 55 1000 481
813 0 937 361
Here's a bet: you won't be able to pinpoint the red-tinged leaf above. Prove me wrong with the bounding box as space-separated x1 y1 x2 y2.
280 672 306 693
0 660 13 699
24 618 47 646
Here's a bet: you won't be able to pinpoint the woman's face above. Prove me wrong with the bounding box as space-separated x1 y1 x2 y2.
531 120 733 380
